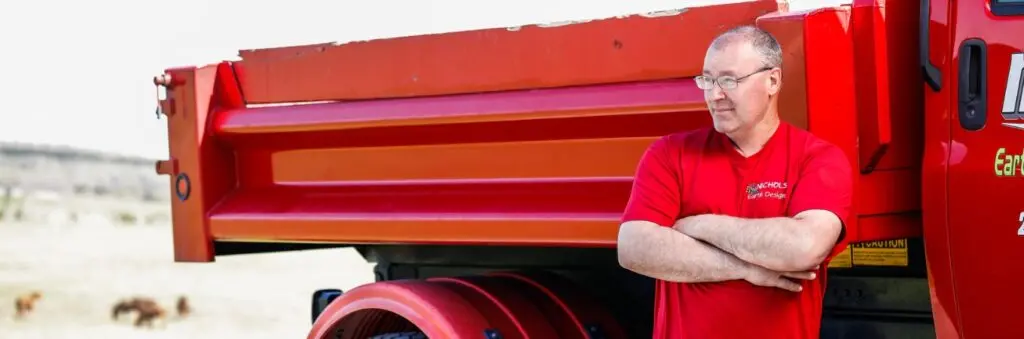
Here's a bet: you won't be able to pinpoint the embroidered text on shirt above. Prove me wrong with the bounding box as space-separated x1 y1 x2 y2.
746 181 788 200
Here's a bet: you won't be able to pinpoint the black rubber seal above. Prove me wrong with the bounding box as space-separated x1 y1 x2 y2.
175 173 191 202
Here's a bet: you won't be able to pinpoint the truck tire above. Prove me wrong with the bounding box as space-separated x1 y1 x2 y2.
368 331 427 339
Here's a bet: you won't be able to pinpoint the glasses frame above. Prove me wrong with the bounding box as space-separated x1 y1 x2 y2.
695 66 774 91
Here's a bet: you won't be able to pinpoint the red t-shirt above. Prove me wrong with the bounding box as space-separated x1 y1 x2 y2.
621 122 853 339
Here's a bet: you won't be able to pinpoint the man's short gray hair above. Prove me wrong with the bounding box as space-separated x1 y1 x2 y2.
709 25 783 69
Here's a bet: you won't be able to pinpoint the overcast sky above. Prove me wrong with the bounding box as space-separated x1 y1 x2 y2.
0 0 845 159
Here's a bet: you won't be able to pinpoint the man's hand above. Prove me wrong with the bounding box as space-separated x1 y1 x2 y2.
744 265 819 293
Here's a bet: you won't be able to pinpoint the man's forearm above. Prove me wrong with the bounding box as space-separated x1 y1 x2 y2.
675 215 825 272
617 220 754 283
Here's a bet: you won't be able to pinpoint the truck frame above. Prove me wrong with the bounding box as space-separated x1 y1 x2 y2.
153 0 1024 338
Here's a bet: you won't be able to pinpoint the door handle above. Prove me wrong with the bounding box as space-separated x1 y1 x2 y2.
958 38 988 131
920 0 941 92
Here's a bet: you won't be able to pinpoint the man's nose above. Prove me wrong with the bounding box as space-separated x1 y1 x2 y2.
706 83 727 101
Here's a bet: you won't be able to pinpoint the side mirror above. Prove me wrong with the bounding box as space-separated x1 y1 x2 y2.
311 288 343 324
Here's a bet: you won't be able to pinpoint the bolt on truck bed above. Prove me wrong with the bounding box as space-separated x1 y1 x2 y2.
154 0 934 337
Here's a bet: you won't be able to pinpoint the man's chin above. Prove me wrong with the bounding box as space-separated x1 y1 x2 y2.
712 121 739 134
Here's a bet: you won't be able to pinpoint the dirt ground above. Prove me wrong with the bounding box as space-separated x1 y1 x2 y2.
0 221 376 338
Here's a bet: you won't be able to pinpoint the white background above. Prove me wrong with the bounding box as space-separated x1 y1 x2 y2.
0 0 848 159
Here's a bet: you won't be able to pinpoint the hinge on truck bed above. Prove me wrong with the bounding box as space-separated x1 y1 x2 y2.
153 73 174 119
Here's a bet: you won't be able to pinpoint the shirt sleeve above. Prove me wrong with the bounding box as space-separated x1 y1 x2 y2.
787 143 854 259
621 136 681 227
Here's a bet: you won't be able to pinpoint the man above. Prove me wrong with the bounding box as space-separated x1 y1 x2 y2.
616 25 853 338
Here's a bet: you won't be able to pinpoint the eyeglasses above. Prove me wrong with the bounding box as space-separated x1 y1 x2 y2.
694 67 773 90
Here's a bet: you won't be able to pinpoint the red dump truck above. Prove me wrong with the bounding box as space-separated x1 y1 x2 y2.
152 0 1024 337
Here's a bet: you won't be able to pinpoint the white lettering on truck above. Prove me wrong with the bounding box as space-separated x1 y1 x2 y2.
1002 52 1024 130
1018 211 1024 236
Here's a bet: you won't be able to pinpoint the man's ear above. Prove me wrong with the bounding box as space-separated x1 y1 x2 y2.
768 68 782 95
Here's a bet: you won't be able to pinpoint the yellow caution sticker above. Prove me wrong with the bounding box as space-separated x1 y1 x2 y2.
852 238 909 266
828 247 853 268
827 238 909 268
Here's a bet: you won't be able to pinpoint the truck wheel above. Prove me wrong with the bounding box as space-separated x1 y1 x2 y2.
307 280 493 339
368 331 427 339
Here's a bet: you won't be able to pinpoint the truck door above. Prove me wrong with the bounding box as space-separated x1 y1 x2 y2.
942 0 1024 337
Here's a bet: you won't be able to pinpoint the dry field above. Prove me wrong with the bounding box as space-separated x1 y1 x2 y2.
0 221 376 339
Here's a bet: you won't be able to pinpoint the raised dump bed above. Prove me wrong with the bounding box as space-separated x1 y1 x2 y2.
155 0 919 261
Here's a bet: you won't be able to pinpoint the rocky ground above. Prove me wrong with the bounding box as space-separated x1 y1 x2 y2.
0 141 167 202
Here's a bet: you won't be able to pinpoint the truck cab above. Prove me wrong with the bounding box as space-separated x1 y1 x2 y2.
152 0 1024 338
923 0 1024 338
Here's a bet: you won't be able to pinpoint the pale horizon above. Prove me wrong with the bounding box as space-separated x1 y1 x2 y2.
0 0 845 160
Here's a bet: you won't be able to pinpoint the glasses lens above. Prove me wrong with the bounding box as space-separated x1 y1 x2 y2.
719 77 737 89
695 77 712 90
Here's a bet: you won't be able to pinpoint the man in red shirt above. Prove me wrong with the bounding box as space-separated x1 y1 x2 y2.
616 25 853 338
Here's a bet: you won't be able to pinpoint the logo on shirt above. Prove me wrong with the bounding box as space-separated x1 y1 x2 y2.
746 181 788 200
